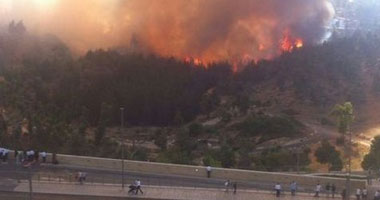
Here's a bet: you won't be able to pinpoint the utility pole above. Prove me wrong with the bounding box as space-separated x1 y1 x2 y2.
345 124 352 200
28 166 33 200
120 107 125 189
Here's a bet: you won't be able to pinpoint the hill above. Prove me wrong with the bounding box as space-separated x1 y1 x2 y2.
1 27 380 171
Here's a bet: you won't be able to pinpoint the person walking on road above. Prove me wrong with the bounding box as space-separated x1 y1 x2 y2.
135 179 143 195
290 181 297 196
326 183 331 197
361 188 367 200
341 188 346 200
274 183 281 197
332 184 336 198
355 188 361 200
206 166 212 178
375 190 380 200
128 181 137 194
314 182 321 197
40 151 47 163
224 180 230 192
233 182 237 194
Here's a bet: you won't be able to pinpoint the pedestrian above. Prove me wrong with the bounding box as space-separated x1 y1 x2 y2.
0 148 4 163
135 179 143 195
274 183 281 197
332 184 336 198
34 150 39 162
356 188 361 200
375 190 380 200
368 170 373 185
40 151 47 163
290 181 297 196
3 149 8 162
128 181 137 194
361 188 367 200
224 180 230 192
314 182 321 197
326 183 331 197
341 188 346 200
233 182 237 194
206 166 212 178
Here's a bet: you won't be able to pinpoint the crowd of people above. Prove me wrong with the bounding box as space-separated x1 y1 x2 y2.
273 181 370 199
14 149 48 166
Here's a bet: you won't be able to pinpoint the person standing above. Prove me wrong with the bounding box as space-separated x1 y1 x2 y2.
135 179 143 195
326 183 331 197
290 181 297 196
341 188 346 200
361 188 367 200
314 183 321 197
274 183 281 197
224 180 230 192
233 182 237 194
332 184 336 198
375 190 380 200
40 152 47 163
206 166 212 178
355 188 361 200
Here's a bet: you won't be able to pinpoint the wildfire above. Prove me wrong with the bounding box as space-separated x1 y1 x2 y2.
280 31 304 52
184 57 204 67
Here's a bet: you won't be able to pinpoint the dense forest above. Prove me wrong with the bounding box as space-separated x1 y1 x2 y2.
1 23 380 171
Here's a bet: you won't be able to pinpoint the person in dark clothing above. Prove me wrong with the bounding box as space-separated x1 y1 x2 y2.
341 189 346 200
128 185 137 194
331 184 336 198
326 183 331 197
233 182 237 194
35 151 39 162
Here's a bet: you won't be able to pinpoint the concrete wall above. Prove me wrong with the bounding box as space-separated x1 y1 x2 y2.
53 153 366 190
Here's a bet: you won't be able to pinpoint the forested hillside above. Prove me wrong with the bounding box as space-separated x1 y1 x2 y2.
1 24 380 171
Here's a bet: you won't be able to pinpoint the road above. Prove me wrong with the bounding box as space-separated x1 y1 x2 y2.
0 160 317 194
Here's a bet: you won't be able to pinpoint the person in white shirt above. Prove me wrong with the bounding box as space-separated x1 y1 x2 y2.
206 166 212 178
274 183 281 197
135 179 143 195
224 180 230 192
355 188 361 200
314 183 321 197
375 190 380 200
40 152 47 163
361 188 367 199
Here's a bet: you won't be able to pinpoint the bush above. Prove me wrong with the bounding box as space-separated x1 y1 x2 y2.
238 114 303 141
188 123 203 137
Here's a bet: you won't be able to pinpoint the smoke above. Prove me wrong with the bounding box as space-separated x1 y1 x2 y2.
0 0 335 63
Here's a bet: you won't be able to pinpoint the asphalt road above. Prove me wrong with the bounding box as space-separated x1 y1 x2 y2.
0 160 317 194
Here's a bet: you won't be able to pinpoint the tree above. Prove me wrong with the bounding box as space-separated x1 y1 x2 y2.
330 102 354 135
315 140 343 171
362 136 380 170
153 129 167 150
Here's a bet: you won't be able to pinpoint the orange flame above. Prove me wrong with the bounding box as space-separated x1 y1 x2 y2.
281 31 303 52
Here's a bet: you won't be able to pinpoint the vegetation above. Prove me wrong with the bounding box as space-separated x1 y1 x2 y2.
315 140 343 171
1 23 380 171
362 136 380 170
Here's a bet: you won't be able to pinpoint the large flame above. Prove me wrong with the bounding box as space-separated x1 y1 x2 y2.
0 0 334 69
281 30 304 52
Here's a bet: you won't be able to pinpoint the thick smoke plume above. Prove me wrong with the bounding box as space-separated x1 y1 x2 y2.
0 0 334 64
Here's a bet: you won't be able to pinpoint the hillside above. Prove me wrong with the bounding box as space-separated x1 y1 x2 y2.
1 27 380 171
